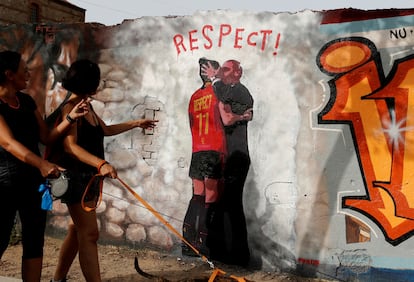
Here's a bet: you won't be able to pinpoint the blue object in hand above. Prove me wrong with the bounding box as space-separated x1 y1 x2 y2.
39 181 53 211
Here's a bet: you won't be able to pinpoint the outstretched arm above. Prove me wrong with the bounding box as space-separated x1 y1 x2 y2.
97 115 158 136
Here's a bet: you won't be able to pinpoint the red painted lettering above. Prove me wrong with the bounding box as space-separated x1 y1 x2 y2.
234 28 245 49
218 24 232 47
202 25 213 49
247 32 258 46
298 258 320 266
188 29 199 51
259 30 273 51
173 34 186 55
172 24 281 57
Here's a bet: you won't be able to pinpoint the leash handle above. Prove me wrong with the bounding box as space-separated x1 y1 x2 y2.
116 176 214 267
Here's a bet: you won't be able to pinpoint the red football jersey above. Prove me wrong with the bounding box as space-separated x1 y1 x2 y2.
188 84 226 154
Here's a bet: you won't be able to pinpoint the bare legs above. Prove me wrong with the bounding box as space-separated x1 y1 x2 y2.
193 177 221 203
182 178 222 256
53 202 101 282
53 223 78 281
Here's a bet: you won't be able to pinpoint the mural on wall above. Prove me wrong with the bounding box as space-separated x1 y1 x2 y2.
0 23 101 117
6 8 414 279
0 11 301 272
183 57 253 267
317 13 414 246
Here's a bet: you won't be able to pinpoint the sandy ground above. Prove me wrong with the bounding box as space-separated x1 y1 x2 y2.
0 236 336 282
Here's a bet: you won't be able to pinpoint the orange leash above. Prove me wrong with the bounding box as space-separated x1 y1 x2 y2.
116 177 250 281
81 174 104 212
82 175 248 281
115 176 214 268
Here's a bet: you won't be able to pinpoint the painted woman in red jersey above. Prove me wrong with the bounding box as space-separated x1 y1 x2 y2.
183 58 226 257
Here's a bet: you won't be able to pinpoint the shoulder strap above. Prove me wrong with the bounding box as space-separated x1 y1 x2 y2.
45 91 72 128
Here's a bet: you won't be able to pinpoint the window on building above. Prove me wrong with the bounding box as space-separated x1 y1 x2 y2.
30 3 40 23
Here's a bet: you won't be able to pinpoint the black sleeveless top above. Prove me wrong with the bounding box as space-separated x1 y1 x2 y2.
0 92 43 185
58 112 105 174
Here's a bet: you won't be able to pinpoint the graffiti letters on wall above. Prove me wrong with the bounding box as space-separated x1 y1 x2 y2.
317 35 414 245
173 24 281 57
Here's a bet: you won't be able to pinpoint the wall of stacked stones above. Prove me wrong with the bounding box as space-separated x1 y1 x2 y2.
3 8 414 280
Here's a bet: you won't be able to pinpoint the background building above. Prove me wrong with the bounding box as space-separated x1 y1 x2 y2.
0 0 85 24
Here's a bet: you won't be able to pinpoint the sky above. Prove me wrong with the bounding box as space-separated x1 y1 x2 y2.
68 0 413 26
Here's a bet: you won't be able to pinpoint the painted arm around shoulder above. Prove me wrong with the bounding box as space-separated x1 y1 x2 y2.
0 115 61 178
218 101 253 126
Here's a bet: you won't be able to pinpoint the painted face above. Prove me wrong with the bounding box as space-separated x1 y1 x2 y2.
219 61 240 85
11 60 30 91
58 38 80 67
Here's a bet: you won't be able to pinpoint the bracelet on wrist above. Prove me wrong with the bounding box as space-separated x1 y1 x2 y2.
66 114 76 124
97 160 109 172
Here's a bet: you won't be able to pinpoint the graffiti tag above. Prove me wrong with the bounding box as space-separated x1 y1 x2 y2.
317 37 414 245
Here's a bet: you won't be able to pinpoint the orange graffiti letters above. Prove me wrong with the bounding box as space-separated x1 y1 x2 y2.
317 37 414 245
